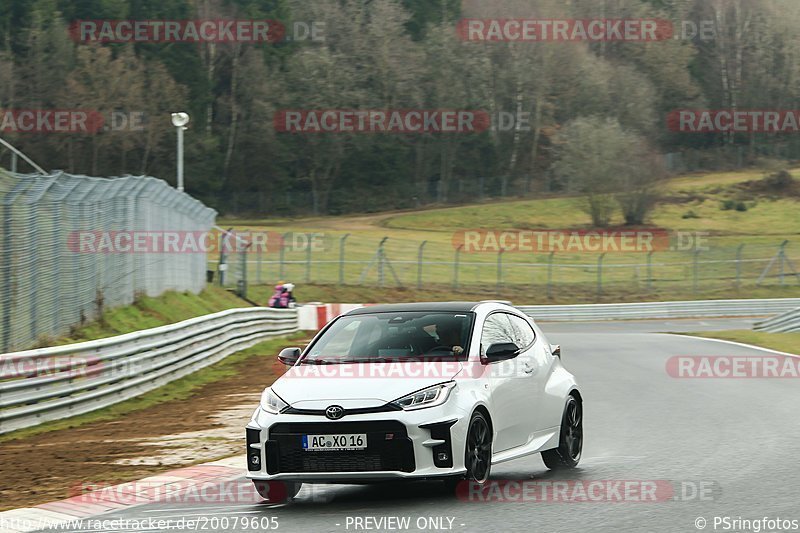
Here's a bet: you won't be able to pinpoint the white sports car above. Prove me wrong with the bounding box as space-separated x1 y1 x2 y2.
246 301 582 501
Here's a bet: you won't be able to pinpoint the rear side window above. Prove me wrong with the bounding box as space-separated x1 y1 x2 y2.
480 313 517 354
505 314 536 350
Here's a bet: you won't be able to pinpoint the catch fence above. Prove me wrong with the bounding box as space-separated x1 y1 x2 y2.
0 170 216 351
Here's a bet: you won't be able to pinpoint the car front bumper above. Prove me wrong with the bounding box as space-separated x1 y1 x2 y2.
245 404 470 482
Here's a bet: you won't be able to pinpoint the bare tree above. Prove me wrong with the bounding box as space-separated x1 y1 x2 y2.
553 116 662 227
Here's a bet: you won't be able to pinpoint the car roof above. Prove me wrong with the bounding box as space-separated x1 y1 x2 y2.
345 301 503 315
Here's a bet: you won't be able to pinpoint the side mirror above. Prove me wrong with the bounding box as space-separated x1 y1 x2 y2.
483 342 520 364
277 347 302 366
550 344 561 358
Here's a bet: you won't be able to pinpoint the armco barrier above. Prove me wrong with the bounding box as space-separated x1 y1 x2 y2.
296 299 800 330
518 298 800 322
754 307 800 333
3 298 795 435
0 307 297 435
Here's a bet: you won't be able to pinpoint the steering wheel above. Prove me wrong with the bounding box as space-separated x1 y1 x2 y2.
426 345 456 354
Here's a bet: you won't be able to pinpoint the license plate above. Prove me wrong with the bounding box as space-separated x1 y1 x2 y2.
302 433 367 451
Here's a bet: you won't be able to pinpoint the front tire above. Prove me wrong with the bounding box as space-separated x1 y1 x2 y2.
443 410 493 492
541 395 582 470
252 480 302 502
464 410 492 483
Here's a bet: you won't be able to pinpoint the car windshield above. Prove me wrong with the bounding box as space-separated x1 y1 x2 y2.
303 312 475 363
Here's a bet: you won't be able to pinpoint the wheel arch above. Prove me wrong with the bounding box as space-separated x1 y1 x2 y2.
568 388 583 404
471 404 494 438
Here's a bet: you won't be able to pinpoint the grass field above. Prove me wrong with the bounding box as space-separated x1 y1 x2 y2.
247 282 799 306
685 330 800 355
53 286 248 345
219 168 800 301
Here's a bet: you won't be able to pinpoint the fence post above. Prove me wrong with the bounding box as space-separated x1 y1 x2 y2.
279 231 290 280
546 252 555 299
779 240 787 285
417 240 427 289
218 230 228 286
305 233 314 283
338 233 350 285
646 250 654 291
756 240 789 286
256 245 262 284
239 241 249 298
496 249 504 289
735 243 744 289
596 253 606 299
453 245 462 290
378 237 388 288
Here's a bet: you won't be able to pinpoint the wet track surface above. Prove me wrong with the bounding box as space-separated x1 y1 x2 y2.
42 318 800 533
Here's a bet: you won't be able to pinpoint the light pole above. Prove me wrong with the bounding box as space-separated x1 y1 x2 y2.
171 112 190 192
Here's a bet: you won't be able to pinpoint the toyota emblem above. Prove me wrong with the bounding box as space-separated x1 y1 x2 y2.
325 405 345 420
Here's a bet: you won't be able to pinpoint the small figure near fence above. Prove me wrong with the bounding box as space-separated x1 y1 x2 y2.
269 282 296 308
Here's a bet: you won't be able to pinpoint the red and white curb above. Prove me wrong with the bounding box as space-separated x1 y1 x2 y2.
297 303 367 331
0 455 246 533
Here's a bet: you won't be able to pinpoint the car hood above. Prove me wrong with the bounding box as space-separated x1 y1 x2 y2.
271 361 464 407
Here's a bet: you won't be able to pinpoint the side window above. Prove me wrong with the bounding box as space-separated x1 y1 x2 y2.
480 313 516 354
506 314 536 350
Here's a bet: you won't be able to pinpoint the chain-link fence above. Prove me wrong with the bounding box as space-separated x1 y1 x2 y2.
213 227 251 299
211 232 800 299
0 170 216 352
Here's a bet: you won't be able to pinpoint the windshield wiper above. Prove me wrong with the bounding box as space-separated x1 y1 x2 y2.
299 358 338 365
300 357 388 364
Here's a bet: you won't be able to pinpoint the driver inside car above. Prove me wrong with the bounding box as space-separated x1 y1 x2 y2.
421 317 465 356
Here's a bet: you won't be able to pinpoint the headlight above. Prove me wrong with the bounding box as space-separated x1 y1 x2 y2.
260 388 288 414
392 382 455 411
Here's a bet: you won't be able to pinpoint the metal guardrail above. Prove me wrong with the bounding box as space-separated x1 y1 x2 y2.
518 298 800 322
754 307 800 333
1 298 797 436
0 307 297 435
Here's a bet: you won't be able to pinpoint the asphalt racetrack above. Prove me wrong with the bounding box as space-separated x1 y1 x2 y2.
40 318 800 533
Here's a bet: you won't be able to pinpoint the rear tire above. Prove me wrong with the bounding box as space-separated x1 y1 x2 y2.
252 480 302 502
541 395 582 470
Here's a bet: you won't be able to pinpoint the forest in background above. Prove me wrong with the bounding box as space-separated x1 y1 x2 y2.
1 0 800 216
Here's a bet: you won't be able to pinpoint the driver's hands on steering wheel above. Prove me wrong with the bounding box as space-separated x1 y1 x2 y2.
428 345 464 355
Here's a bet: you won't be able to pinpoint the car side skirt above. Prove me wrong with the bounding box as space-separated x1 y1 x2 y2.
491 427 560 465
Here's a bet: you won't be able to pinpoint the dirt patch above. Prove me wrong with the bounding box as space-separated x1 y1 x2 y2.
738 170 800 198
0 340 306 511
658 192 709 205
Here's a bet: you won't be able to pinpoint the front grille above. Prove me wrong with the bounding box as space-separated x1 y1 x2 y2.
282 403 402 416
268 421 415 474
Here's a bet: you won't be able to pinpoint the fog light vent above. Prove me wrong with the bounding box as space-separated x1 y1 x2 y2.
420 419 457 468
